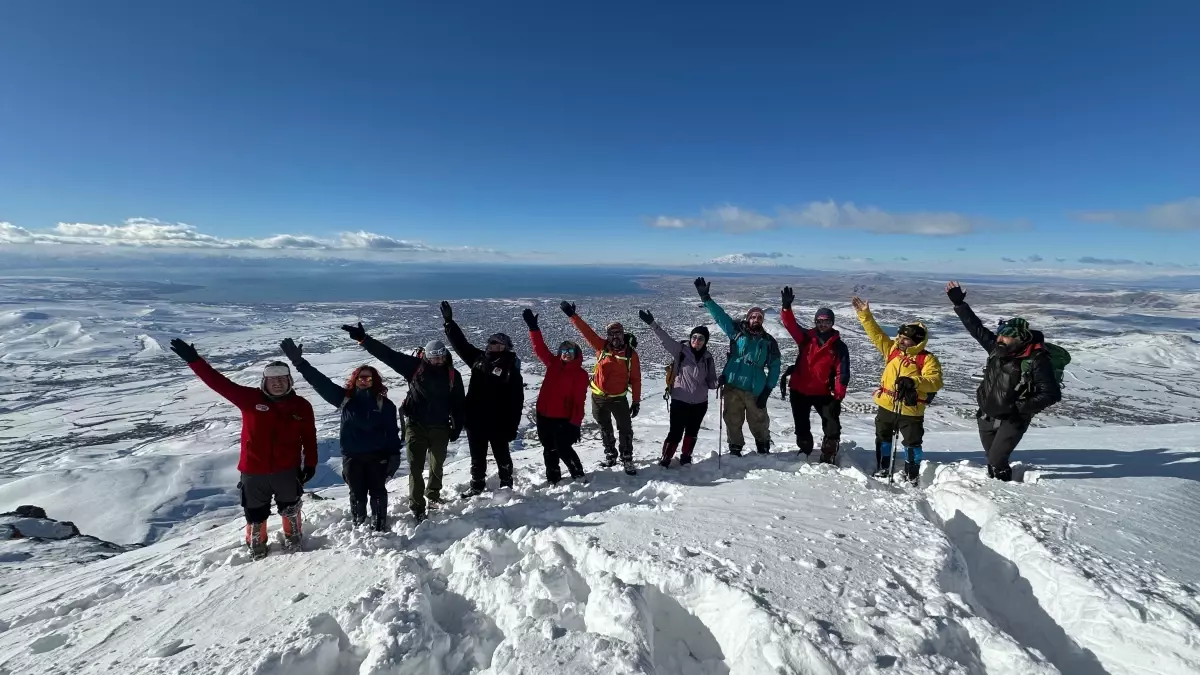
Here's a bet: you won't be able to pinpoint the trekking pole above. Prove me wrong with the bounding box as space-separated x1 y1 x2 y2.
717 385 724 470
887 395 903 484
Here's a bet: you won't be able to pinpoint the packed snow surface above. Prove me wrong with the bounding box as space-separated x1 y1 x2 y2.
1 287 1198 674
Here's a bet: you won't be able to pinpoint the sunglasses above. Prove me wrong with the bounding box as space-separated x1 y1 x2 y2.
815 318 834 324
356 373 374 381
690 334 706 341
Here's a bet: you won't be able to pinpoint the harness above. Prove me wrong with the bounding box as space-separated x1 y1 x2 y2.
590 346 634 397
876 349 934 405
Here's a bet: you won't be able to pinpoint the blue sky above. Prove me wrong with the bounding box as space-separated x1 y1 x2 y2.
1 1 1197 271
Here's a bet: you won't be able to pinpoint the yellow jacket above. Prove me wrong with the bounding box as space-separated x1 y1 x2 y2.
856 308 944 417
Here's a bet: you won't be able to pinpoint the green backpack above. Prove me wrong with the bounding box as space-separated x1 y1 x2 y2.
1022 342 1071 387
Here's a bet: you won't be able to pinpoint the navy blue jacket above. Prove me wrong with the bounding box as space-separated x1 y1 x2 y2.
291 358 402 457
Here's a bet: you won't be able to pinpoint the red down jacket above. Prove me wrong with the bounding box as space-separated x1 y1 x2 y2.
529 329 589 427
189 359 318 475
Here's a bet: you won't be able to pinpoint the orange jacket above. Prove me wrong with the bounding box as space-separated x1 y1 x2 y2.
569 315 642 402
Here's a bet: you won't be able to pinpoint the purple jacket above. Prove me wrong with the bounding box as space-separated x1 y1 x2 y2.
652 322 718 405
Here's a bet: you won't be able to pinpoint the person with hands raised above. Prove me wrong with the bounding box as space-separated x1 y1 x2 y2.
852 295 944 483
279 338 400 531
945 281 1062 481
170 338 316 557
439 301 524 497
640 308 718 468
695 277 781 456
525 307 589 485
340 320 465 522
560 300 642 475
779 286 851 463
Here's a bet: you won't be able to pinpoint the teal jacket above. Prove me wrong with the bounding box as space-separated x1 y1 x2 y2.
704 299 781 396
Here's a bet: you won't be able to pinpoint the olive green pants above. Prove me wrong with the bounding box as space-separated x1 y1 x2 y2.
406 421 449 515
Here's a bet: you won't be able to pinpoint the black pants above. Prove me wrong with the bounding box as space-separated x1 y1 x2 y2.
466 425 514 491
790 394 842 451
239 470 302 523
342 453 390 518
978 413 1030 470
874 406 926 466
536 414 585 482
666 400 708 444
592 394 634 460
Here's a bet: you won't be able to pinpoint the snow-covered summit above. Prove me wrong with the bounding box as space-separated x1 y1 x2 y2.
705 253 789 267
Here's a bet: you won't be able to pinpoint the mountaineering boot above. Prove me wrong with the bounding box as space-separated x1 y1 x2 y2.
370 497 388 532
993 464 1013 482
728 445 743 458
460 484 485 499
599 456 618 468
245 521 269 559
499 478 514 489
280 503 303 548
623 460 637 476
679 437 697 465
796 435 814 458
819 437 839 465
903 461 920 484
660 439 679 468
756 441 771 455
349 498 367 526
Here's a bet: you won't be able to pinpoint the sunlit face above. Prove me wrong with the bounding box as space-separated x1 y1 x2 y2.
997 334 1020 348
559 346 576 362
607 330 625 349
815 318 834 332
690 333 707 348
355 371 374 389
264 376 291 396
747 312 764 329
896 336 916 351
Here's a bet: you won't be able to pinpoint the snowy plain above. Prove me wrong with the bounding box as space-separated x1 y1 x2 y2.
0 274 1198 674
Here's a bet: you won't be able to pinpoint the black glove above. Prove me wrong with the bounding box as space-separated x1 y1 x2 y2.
630 402 640 418
566 424 582 445
559 301 576 318
439 301 453 323
781 286 795 311
522 308 539 331
169 338 200 364
638 309 654 325
385 455 401 479
756 389 770 409
694 277 711 302
280 338 303 363
341 322 367 342
779 382 788 400
894 376 919 406
947 285 967 306
298 466 316 485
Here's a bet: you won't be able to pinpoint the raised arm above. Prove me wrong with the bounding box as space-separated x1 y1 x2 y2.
567 314 607 352
1017 352 1062 417
650 321 685 358
360 336 421 380
947 281 996 352
440 302 484 365
522 309 554 367
779 309 810 347
170 338 261 409
852 298 895 357
703 299 739 339
281 339 345 408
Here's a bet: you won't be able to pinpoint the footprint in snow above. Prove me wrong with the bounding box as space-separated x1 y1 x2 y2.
29 633 69 654
714 539 731 548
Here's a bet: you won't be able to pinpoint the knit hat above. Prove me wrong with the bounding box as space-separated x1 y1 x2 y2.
690 326 710 341
998 317 1032 342
746 307 765 319
814 307 835 324
605 321 624 334
898 323 927 344
487 332 513 350
423 340 448 358
261 361 294 396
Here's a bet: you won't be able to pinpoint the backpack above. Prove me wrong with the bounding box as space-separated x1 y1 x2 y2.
1022 342 1071 387
664 357 676 400
887 348 936 404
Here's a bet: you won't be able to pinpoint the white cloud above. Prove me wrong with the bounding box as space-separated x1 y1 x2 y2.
0 217 500 259
654 200 995 236
1075 197 1200 230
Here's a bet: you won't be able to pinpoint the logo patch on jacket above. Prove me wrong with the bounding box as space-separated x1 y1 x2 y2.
255 404 270 411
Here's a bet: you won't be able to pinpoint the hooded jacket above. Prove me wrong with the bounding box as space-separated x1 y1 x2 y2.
704 299 781 396
651 322 718 405
530 329 589 426
359 336 466 433
780 309 851 399
288 359 402 457
568 315 642 402
953 302 1062 419
443 319 525 439
188 359 318 474
856 307 944 417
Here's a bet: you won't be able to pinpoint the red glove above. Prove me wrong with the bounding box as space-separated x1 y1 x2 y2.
833 381 847 401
